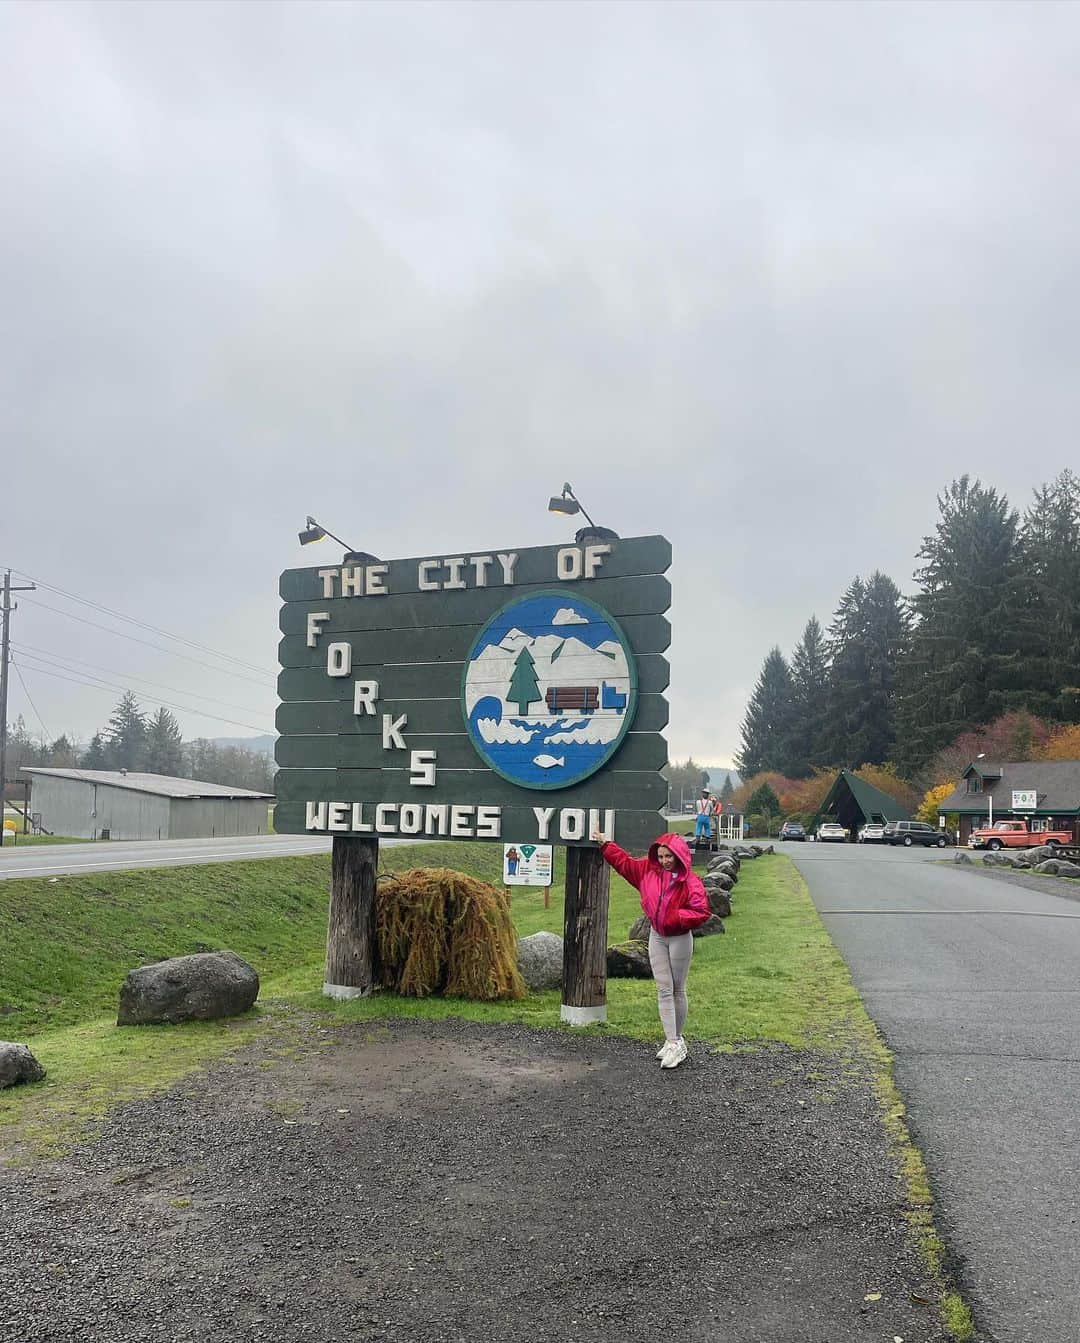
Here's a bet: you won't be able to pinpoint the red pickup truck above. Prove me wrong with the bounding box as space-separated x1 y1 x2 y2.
968 820 1072 851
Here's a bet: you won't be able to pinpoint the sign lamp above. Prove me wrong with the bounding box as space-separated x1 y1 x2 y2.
547 483 620 545
298 516 379 563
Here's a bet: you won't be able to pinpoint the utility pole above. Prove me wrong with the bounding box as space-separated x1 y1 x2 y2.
0 569 37 813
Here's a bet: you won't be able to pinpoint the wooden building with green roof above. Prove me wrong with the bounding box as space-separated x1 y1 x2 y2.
812 769 911 837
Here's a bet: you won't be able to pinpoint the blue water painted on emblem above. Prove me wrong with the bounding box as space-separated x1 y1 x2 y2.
462 592 637 790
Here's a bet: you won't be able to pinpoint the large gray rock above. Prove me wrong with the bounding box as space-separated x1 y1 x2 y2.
628 914 651 942
692 915 726 938
1034 859 1080 878
707 854 739 872
606 940 652 979
706 889 732 919
953 851 973 864
516 931 563 991
1016 845 1062 868
0 1042 46 1089
981 852 1015 867
704 871 734 891
117 950 259 1026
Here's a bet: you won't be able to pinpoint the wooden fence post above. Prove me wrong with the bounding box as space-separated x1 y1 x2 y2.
323 835 379 999
560 845 610 1025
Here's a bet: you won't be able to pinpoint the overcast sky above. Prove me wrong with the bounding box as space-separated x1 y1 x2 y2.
2 0 1078 767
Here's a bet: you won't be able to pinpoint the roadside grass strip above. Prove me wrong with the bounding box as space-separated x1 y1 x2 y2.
1 844 972 1337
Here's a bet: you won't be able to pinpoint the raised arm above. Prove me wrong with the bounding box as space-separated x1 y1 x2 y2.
597 840 650 892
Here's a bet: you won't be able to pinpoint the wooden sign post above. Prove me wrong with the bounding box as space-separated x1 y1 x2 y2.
324 834 379 999
275 535 671 1023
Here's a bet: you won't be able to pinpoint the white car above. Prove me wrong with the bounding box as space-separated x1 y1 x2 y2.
857 823 886 843
816 822 848 843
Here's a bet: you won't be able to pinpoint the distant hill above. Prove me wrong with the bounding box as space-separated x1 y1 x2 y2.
207 735 277 759
705 767 741 792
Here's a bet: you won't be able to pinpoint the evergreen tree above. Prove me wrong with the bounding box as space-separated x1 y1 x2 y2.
45 735 79 767
894 477 1023 773
787 616 830 776
143 707 184 776
507 647 541 714
720 773 735 803
1018 469 1080 722
746 780 781 818
818 574 908 768
735 648 794 778
104 691 147 771
82 733 108 769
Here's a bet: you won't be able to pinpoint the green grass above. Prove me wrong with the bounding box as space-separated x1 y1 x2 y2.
0 833 87 847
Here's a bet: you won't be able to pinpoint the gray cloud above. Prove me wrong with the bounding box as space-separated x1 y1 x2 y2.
2 0 1078 761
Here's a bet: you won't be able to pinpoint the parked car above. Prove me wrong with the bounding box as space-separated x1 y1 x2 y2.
857 822 886 843
816 822 848 843
779 820 806 841
884 820 950 848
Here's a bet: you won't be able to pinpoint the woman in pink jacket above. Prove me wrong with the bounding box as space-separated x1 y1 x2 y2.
594 830 711 1069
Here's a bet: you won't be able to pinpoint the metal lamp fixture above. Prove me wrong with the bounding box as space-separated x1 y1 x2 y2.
546 483 619 545
298 516 379 563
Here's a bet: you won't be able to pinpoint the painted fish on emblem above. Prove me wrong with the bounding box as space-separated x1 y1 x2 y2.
532 754 566 769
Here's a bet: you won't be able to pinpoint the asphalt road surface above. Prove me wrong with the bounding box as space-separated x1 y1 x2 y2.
784 838 1080 1343
0 834 334 880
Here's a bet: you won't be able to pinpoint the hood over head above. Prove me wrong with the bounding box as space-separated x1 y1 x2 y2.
648 832 693 879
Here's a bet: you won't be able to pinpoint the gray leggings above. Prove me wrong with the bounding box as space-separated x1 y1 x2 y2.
649 928 694 1042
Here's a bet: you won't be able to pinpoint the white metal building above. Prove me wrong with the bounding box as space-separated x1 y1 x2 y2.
20 768 274 841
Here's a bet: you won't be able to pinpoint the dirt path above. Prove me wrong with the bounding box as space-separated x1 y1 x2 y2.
1 1017 949 1343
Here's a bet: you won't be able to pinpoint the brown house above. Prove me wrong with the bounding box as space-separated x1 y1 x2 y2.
938 760 1080 845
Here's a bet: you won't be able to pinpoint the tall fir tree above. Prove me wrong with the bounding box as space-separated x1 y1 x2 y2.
104 691 147 771
719 773 735 803
735 647 794 778
787 616 830 776
1018 469 1080 722
82 733 108 769
820 574 908 768
143 707 184 776
894 477 1023 773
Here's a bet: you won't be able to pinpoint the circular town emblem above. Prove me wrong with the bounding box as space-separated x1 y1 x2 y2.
462 590 638 790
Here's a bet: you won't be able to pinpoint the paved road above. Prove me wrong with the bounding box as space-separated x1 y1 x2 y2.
0 834 334 880
784 839 1080 1343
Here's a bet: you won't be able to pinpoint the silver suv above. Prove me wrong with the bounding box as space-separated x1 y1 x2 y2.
884 820 949 848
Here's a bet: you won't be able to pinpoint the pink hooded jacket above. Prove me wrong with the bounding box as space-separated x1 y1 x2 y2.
599 832 711 937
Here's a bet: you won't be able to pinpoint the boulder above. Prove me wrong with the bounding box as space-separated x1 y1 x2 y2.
706 889 732 919
692 915 726 938
1018 846 1061 868
1034 859 1080 879
515 931 564 991
706 855 738 874
606 940 652 979
704 871 734 892
981 852 1016 868
733 847 759 860
117 950 259 1026
0 1042 46 1089
953 851 973 864
628 914 651 942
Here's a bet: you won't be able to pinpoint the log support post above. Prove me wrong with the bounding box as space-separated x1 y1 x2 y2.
324 835 379 999
560 845 610 1026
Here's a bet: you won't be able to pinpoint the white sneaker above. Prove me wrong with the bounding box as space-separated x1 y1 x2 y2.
660 1038 688 1069
656 1041 673 1060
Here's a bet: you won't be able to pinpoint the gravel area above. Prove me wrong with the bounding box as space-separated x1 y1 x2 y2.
949 860 1080 905
1 1017 949 1343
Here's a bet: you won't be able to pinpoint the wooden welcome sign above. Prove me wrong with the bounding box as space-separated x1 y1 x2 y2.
275 534 671 1020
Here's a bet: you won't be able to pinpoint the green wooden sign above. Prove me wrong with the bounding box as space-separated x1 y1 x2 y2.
276 534 671 847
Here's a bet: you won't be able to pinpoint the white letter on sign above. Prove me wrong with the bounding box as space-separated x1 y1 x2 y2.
532 806 556 840
559 809 586 841
382 713 407 750
305 802 327 830
353 680 379 716
306 612 330 647
496 552 517 584
409 749 436 786
584 544 610 578
556 547 582 581
418 559 441 591
317 569 339 598
327 642 352 677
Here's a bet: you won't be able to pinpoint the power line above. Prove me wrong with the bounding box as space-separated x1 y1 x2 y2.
12 640 276 718
11 659 51 743
10 567 271 677
19 596 276 689
12 660 276 736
